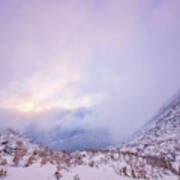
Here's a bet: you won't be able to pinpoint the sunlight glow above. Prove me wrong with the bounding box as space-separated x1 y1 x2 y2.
14 100 51 113
0 93 105 114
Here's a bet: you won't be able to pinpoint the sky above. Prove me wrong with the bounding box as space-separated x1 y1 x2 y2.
0 0 180 146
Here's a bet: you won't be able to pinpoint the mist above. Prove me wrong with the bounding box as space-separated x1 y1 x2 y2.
0 0 180 150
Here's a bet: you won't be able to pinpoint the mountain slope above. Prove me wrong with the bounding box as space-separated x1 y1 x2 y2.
122 93 180 176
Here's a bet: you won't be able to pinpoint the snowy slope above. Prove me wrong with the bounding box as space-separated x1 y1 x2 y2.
121 93 180 179
125 93 180 165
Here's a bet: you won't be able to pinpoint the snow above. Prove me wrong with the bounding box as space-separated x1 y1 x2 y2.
163 175 179 180
3 164 138 180
62 165 138 180
4 163 56 180
2 163 179 180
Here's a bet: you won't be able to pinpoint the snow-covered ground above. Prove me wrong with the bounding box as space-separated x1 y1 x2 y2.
3 164 138 180
3 163 179 180
3 163 55 180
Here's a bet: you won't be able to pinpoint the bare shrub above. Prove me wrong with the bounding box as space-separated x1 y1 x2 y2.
122 167 128 177
131 169 136 178
25 155 35 167
0 159 7 166
40 146 49 157
13 141 27 166
88 161 95 168
73 152 83 165
32 150 39 156
41 156 49 166
73 174 80 180
0 169 7 177
54 171 62 180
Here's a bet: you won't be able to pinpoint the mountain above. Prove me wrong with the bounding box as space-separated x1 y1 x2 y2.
26 127 113 151
121 92 180 178
24 107 114 151
125 93 180 160
0 128 40 153
0 93 180 179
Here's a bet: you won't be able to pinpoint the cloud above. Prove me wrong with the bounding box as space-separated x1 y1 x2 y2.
150 0 180 31
0 0 180 148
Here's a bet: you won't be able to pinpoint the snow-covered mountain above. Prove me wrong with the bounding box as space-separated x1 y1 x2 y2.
125 93 180 164
0 93 180 179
